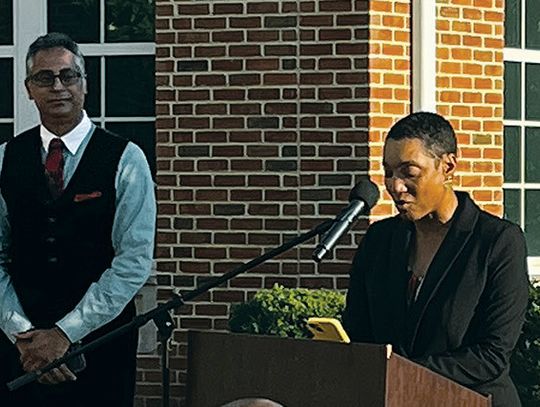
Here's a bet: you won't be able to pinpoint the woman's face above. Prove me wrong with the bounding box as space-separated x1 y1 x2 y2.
383 138 455 221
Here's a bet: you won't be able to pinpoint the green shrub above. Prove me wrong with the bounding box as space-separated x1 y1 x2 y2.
511 283 540 407
228 284 345 338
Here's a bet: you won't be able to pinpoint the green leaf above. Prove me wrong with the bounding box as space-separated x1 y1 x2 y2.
510 283 540 406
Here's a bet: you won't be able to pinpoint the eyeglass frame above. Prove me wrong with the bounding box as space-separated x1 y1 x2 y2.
26 68 85 88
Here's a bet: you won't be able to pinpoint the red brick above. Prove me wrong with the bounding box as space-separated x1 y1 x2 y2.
248 30 280 42
194 18 226 29
440 6 459 18
247 2 278 13
382 16 405 29
300 15 333 26
320 0 352 12
319 29 352 41
213 3 243 14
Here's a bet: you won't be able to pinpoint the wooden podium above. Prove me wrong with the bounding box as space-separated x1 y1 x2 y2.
187 331 491 407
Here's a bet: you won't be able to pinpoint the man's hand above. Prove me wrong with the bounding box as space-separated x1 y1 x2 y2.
15 328 76 384
36 363 77 385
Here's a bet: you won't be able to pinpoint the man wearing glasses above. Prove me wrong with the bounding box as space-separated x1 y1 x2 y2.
0 33 156 406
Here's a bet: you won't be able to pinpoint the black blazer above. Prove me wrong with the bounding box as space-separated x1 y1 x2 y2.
343 191 529 407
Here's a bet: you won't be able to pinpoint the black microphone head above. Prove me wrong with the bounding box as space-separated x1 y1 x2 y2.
349 179 380 209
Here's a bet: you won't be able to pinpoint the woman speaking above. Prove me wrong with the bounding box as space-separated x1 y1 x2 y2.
343 112 529 407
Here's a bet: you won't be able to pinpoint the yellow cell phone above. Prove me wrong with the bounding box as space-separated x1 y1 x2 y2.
306 317 350 343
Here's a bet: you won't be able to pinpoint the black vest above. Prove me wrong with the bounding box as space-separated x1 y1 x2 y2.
0 126 128 328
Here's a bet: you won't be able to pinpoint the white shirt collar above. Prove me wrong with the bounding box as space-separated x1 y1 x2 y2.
41 111 93 155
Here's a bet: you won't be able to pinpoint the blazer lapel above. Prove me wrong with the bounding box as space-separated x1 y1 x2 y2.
405 192 480 352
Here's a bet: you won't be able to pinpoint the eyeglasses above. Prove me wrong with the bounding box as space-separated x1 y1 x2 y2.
27 68 84 88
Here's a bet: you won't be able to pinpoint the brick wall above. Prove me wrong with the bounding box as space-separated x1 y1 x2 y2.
148 1 370 405
436 0 505 216
144 0 506 405
368 0 411 219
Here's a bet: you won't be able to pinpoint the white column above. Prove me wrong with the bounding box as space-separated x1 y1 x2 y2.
412 0 437 113
14 0 47 134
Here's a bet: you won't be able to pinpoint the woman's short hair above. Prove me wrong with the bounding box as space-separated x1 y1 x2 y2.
386 112 457 158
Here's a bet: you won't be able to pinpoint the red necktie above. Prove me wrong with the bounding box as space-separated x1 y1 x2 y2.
45 138 65 198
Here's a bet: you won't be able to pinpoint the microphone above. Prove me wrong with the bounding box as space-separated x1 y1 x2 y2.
312 179 380 262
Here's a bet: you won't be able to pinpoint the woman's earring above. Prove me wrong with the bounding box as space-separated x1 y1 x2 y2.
444 175 453 187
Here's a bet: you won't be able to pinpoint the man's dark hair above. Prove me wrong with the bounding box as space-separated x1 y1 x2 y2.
26 32 85 76
386 112 457 158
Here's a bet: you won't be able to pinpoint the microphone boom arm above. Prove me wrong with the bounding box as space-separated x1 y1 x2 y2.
7 218 336 394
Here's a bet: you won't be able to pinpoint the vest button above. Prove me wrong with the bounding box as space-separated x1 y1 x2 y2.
48 257 58 263
47 217 56 224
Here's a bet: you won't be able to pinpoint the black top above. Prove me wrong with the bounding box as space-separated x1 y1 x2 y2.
343 191 529 407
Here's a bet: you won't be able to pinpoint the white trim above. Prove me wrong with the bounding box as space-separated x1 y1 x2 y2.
100 117 155 122
412 0 436 112
528 257 540 276
100 56 106 121
14 0 46 133
79 43 155 56
100 0 105 44
0 47 14 57
504 48 540 63
505 183 540 189
89 116 155 127
505 119 540 127
520 62 526 225
521 0 526 51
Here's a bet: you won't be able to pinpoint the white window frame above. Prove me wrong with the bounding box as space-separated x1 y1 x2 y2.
0 43 14 130
503 1 540 276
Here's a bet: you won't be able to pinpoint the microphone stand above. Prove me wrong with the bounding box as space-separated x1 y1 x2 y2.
7 219 335 407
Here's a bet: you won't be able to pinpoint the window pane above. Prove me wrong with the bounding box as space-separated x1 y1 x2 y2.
0 59 13 118
104 121 156 177
0 124 13 144
85 57 101 117
525 190 540 256
526 63 540 120
48 0 100 43
504 189 521 225
504 126 520 183
505 0 521 48
105 56 155 117
106 0 155 43
504 62 521 120
526 0 540 50
526 127 540 182
0 0 13 45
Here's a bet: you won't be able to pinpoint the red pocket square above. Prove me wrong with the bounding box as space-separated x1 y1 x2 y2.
74 191 102 202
